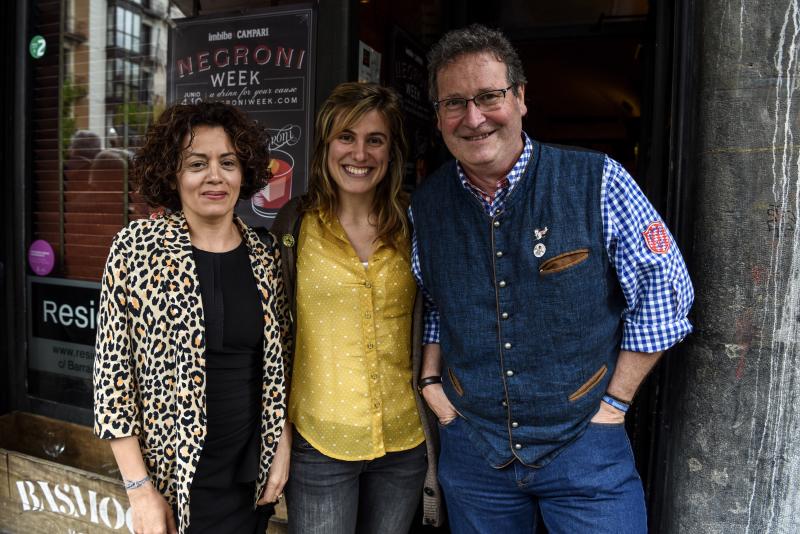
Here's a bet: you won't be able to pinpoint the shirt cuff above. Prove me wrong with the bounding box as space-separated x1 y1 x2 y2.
621 318 693 353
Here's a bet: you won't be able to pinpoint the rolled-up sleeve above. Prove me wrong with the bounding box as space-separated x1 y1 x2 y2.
93 228 141 439
602 157 694 353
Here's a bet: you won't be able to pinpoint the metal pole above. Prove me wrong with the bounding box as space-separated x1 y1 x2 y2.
57 0 65 270
9 0 31 414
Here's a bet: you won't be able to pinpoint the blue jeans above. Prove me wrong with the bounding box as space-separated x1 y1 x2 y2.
438 418 647 534
285 429 426 534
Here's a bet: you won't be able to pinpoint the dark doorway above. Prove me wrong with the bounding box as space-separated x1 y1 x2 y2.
452 1 651 180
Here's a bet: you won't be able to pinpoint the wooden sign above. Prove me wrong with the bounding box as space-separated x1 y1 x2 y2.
0 412 288 533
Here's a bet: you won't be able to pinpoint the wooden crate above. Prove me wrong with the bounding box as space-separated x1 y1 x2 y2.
0 412 287 533
0 412 125 534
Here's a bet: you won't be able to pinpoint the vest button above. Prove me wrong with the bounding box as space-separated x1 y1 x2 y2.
514 443 522 450
511 421 519 428
504 342 512 350
493 220 501 228
498 280 507 288
496 251 503 258
506 369 514 377
502 400 508 407
424 487 435 496
501 312 509 320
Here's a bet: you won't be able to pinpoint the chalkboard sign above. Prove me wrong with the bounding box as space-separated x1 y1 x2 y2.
387 26 432 187
168 6 316 227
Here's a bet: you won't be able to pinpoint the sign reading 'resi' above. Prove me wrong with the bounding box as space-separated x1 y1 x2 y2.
28 277 101 379
168 6 316 228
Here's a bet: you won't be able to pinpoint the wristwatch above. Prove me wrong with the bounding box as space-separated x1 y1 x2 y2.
417 375 442 394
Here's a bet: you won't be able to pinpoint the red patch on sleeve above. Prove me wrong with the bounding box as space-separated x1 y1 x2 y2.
642 221 671 254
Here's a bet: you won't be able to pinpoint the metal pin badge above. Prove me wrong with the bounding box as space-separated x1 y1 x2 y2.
282 234 296 247
534 227 548 241
533 243 546 258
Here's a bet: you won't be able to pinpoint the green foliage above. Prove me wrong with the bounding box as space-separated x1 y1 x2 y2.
113 99 163 147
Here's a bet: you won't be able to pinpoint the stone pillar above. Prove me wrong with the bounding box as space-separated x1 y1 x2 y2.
662 1 800 532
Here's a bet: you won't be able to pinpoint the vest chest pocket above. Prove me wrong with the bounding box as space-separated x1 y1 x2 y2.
539 248 590 275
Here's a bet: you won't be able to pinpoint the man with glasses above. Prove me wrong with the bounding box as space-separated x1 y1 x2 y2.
409 24 693 533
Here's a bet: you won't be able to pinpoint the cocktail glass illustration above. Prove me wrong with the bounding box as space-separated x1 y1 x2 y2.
252 149 294 219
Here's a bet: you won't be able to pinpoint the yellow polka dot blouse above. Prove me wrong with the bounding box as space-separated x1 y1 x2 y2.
288 210 424 460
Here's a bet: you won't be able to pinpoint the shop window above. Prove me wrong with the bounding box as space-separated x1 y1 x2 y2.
30 1 181 286
26 0 318 414
27 0 184 410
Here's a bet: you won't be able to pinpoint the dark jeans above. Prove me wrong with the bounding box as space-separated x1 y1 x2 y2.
438 417 647 534
285 429 427 534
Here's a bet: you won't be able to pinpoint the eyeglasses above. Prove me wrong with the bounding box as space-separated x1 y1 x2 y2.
433 85 516 118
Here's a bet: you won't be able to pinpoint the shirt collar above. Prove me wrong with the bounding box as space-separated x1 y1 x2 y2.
455 132 533 196
315 208 388 252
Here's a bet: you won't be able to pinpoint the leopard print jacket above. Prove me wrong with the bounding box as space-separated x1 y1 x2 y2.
93 212 291 533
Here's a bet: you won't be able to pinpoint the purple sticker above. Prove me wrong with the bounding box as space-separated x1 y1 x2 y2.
28 239 55 276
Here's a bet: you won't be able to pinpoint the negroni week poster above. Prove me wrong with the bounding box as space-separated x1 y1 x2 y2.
168 6 316 227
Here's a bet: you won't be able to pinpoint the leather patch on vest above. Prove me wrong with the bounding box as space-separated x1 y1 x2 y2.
539 248 590 274
447 368 464 397
568 364 608 402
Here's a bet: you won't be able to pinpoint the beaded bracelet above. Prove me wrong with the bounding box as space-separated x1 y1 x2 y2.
123 476 150 491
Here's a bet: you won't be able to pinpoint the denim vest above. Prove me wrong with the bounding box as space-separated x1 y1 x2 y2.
411 141 625 467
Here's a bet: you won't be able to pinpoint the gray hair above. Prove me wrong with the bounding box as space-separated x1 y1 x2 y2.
427 24 527 102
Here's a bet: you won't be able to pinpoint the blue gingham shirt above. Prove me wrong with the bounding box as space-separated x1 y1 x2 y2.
410 133 694 353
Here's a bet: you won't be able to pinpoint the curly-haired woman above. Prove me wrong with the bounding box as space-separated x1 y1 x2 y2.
93 101 292 534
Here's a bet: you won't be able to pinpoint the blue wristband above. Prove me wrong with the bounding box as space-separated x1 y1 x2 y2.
602 395 630 413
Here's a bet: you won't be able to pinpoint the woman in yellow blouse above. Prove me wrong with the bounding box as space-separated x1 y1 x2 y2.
273 82 440 533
